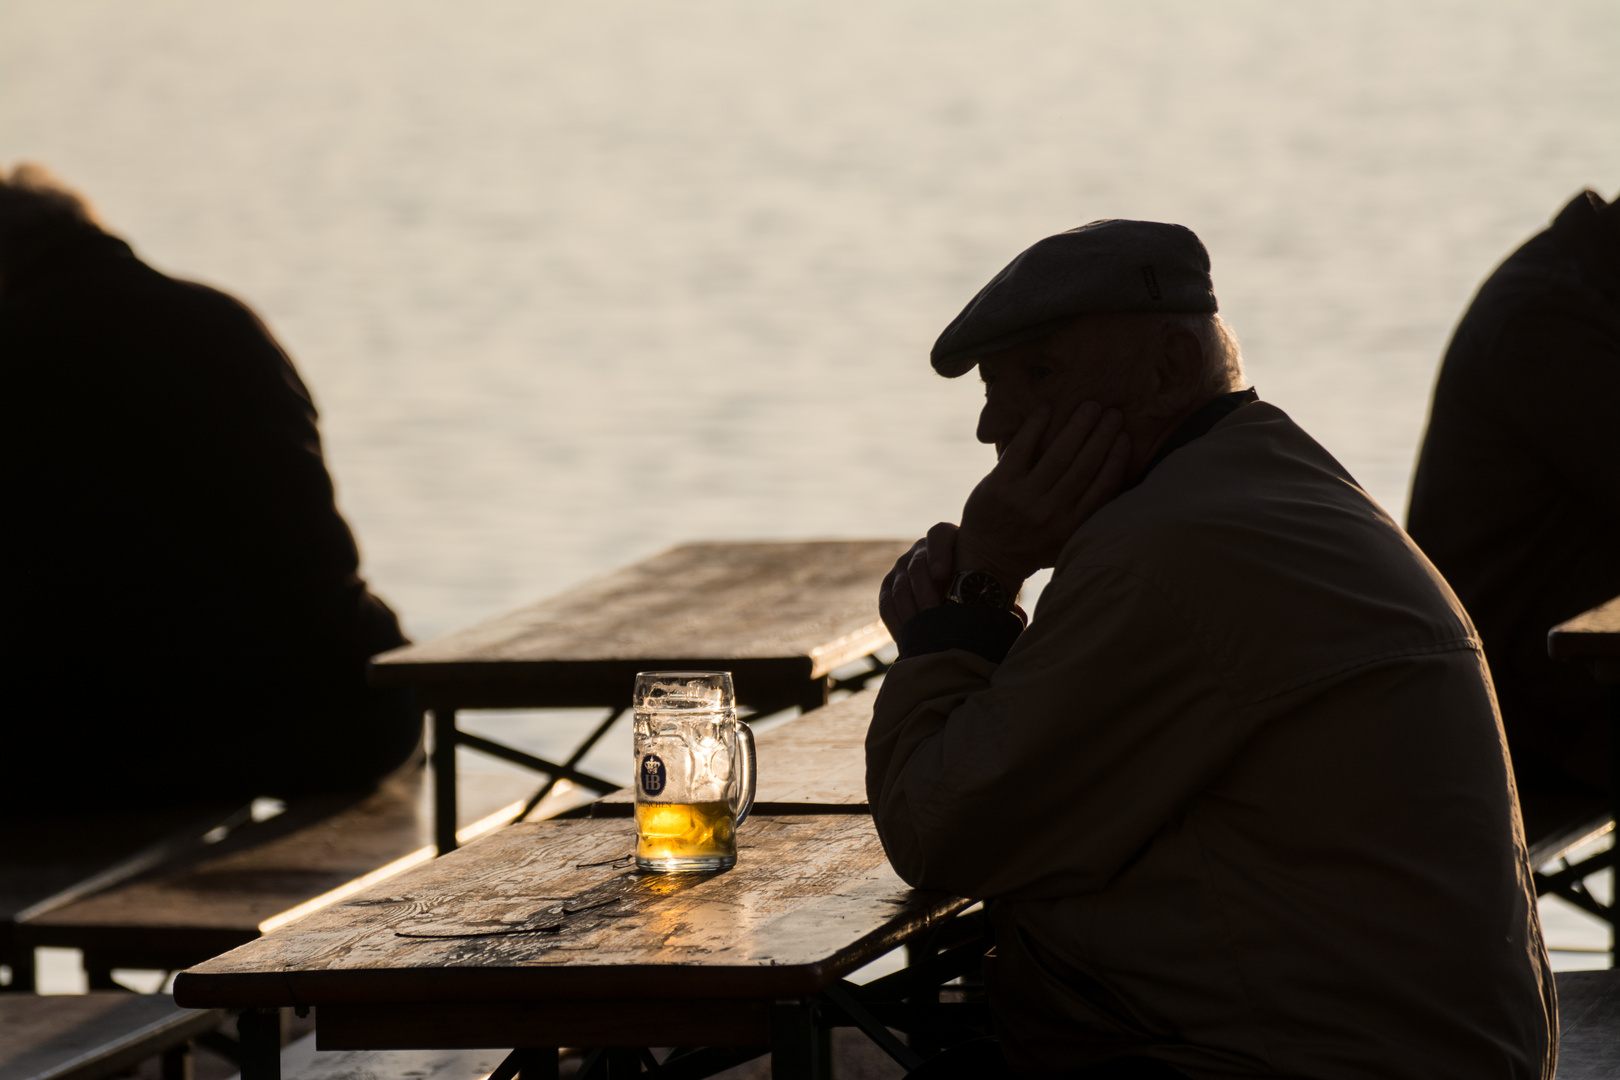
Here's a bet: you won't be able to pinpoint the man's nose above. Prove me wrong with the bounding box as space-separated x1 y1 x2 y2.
977 401 1020 449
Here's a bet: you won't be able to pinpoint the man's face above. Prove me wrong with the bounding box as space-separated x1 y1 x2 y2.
975 316 1142 458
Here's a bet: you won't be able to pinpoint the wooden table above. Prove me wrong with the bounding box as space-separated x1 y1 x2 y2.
173 816 976 1080
368 540 909 852
1541 594 1620 944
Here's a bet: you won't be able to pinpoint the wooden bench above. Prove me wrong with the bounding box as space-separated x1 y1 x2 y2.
0 992 222 1080
369 539 908 851
14 760 541 987
3 804 254 992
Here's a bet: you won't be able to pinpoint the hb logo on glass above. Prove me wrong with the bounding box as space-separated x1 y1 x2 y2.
640 755 666 796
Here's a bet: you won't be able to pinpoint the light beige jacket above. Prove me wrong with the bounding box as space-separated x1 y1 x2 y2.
868 401 1554 1079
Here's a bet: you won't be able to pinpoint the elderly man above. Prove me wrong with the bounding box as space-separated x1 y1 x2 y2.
1 164 420 813
868 221 1553 1079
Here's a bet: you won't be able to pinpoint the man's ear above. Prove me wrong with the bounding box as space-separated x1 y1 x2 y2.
1146 328 1206 416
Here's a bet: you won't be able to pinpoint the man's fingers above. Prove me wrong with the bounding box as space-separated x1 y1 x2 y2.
1050 407 1126 506
906 544 943 610
879 559 919 636
925 521 959 584
1029 400 1104 492
1058 430 1132 533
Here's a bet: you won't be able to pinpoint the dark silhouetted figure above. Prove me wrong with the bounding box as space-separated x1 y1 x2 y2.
0 164 420 813
1409 188 1620 843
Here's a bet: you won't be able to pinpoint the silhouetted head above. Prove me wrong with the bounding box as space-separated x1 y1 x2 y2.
0 163 105 295
933 220 1246 478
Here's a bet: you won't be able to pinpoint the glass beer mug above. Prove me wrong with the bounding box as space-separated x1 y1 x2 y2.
632 671 756 872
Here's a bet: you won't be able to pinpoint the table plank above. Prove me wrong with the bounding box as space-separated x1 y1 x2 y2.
1548 594 1620 661
368 541 909 708
173 815 967 1007
595 689 874 817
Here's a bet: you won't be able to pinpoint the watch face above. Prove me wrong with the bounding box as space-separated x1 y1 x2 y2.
952 570 1009 609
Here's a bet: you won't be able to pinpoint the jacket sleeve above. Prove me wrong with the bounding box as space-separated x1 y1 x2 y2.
866 560 1253 902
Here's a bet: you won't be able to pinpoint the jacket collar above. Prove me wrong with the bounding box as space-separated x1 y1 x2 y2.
1133 387 1259 486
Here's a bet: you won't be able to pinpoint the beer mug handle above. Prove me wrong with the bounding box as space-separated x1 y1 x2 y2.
733 721 757 829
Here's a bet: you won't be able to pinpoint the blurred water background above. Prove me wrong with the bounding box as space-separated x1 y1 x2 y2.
4 0 1619 976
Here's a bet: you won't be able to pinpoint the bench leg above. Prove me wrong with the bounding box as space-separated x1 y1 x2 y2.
770 999 831 1080
433 707 460 855
2 948 37 992
488 1048 559 1080
797 677 831 713
162 1041 194 1080
522 1049 561 1080
604 1048 640 1078
238 1008 281 1080
1610 686 1619 964
84 954 122 991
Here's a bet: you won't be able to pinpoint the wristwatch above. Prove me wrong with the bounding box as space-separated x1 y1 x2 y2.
946 569 1011 610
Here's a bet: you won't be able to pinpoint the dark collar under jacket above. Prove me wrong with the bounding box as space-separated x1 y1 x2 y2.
1135 387 1259 485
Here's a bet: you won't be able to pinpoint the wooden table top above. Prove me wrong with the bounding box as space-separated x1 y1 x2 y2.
368 540 909 708
1549 594 1620 661
173 815 967 1008
594 689 874 817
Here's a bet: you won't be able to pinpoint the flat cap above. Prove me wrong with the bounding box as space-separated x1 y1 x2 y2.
931 219 1218 377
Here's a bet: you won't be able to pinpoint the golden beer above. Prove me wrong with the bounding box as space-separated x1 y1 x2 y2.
632 672 754 872
635 800 736 864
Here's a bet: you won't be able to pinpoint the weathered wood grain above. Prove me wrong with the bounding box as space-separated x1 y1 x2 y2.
368 541 908 708
20 763 538 970
1548 594 1620 661
174 815 967 1008
595 689 875 817
0 992 221 1080
1556 968 1620 1079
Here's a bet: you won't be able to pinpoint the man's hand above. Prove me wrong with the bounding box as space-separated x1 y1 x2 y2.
879 522 959 640
956 401 1130 590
